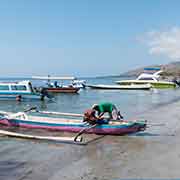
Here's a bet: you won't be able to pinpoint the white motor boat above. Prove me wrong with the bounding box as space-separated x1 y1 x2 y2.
115 69 176 88
87 83 152 90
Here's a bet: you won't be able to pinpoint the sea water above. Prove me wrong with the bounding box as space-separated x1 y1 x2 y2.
0 76 180 179
0 76 180 119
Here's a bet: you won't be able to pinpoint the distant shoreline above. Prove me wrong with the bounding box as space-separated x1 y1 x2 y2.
1 61 180 80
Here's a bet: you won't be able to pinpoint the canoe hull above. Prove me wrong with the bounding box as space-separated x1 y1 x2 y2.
0 117 146 135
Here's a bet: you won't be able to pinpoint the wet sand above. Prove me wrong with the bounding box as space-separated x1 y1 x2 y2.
1 101 180 179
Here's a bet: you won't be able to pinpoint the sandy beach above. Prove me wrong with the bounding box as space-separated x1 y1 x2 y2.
1 100 180 180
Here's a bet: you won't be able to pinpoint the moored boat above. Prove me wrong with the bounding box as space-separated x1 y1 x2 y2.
0 111 146 135
32 76 81 93
87 84 152 90
116 69 176 88
0 81 50 101
71 80 86 89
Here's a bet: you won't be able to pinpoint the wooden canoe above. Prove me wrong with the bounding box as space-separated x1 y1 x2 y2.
0 111 146 135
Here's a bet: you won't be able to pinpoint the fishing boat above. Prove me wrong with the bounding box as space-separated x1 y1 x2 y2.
71 80 86 89
87 83 152 90
0 81 50 101
116 68 176 88
32 76 81 93
0 110 147 135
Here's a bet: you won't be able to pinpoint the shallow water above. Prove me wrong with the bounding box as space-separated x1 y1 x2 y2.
0 77 180 117
0 77 180 179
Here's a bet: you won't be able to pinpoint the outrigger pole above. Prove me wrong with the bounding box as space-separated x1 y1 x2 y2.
0 130 84 144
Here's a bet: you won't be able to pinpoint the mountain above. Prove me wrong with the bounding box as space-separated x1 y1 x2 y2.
121 61 180 77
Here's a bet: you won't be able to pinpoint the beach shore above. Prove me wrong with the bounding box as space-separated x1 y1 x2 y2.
1 100 180 180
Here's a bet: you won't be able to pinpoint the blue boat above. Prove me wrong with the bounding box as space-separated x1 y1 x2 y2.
0 80 50 101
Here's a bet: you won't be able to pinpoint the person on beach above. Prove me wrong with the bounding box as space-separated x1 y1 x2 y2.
16 95 22 102
92 102 123 120
83 109 109 125
40 88 50 101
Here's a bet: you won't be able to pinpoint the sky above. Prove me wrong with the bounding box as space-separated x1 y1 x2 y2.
0 0 180 77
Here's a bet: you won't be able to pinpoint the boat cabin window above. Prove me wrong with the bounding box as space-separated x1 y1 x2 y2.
11 85 27 91
0 85 9 90
139 77 154 81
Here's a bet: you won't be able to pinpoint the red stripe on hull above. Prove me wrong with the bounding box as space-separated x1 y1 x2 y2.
46 87 80 93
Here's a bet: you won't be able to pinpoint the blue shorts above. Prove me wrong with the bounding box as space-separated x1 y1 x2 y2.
96 119 109 124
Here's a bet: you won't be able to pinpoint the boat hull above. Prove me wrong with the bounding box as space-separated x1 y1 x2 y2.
0 116 146 135
116 80 176 89
45 87 80 93
87 84 151 90
0 93 42 101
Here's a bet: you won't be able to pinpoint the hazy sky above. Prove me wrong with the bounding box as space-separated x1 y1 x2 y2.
0 0 180 77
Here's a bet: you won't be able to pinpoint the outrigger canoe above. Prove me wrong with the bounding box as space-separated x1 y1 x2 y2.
0 111 146 135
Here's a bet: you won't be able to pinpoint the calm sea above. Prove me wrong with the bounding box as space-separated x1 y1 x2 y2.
0 76 180 180
0 76 179 119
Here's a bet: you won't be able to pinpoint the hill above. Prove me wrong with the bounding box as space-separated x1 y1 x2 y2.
121 61 180 77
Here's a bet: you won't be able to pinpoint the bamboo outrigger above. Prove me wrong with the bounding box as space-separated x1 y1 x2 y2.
0 129 83 143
